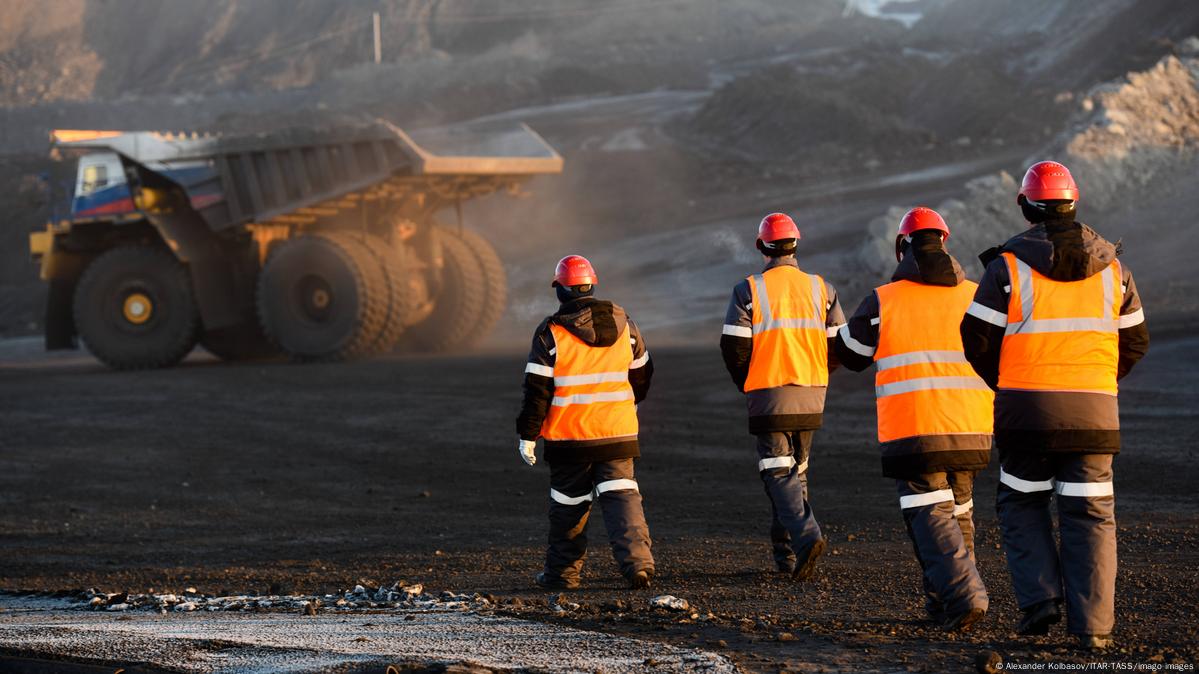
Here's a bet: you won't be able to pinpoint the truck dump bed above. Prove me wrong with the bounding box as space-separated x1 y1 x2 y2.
51 121 563 231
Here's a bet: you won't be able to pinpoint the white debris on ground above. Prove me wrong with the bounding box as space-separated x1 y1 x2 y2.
547 593 581 615
62 581 471 615
650 595 691 612
0 590 738 674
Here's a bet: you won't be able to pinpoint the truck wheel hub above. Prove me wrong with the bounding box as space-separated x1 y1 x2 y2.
297 275 334 322
122 293 153 325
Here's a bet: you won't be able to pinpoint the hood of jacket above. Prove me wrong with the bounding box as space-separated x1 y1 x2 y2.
891 249 966 286
1000 221 1118 281
762 255 798 272
552 297 627 347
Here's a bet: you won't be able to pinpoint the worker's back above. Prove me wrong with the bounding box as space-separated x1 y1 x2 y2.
874 278 993 461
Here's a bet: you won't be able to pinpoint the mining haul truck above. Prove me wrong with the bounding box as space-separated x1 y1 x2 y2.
28 123 563 369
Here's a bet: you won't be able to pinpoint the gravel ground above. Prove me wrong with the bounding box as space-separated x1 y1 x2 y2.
0 594 735 673
0 336 1195 672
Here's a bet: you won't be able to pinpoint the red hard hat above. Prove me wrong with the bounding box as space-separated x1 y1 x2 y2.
757 212 801 244
1019 161 1079 202
897 206 950 239
552 254 597 287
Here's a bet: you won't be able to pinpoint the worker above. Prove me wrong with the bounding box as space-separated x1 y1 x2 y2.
834 207 993 632
720 213 845 579
515 255 655 590
960 161 1149 649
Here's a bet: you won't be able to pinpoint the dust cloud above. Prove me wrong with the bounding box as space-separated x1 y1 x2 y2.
0 0 1196 344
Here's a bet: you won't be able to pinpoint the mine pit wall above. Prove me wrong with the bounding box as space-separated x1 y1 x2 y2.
854 45 1199 333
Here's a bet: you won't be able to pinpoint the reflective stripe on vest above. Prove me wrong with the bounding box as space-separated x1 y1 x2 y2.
998 252 1121 396
873 280 993 444
743 265 829 391
540 322 639 442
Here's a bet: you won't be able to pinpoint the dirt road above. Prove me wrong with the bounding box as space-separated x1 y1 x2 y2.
0 336 1196 672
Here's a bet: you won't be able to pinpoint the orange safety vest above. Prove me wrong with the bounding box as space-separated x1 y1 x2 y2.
874 280 993 443
998 252 1121 395
744 265 829 392
541 322 639 442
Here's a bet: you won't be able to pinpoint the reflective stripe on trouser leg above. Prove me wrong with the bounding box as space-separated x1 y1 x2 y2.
545 462 595 582
550 489 593 505
757 451 797 566
898 474 988 617
949 470 979 556
897 483 952 617
759 455 809 474
899 489 954 509
756 431 821 556
593 458 654 577
595 478 638 495
996 450 1063 610
1056 453 1116 636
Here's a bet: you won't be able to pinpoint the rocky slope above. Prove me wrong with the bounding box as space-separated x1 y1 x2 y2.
0 0 852 105
856 39 1199 329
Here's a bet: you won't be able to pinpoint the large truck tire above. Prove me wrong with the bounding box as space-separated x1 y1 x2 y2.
458 228 508 344
402 225 491 352
327 232 391 354
256 234 386 361
200 323 279 362
72 245 200 370
362 233 414 354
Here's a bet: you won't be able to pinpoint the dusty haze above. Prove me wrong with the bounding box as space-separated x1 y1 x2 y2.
1 0 1197 343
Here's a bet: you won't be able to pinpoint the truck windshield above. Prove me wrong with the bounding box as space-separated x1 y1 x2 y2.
80 164 108 195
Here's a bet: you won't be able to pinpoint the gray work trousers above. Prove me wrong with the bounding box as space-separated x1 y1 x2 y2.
996 450 1117 635
756 431 822 566
544 457 654 582
897 470 988 619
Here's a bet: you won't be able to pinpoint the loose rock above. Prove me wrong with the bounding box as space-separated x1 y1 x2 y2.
649 595 690 612
976 650 1003 674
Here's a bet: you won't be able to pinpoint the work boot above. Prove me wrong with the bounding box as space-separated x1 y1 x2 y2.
1016 599 1061 635
942 607 986 633
1077 634 1115 650
926 599 946 625
535 572 579 591
791 537 827 582
776 558 797 574
627 568 653 590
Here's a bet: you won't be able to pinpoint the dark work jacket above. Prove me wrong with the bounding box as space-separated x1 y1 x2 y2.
836 251 992 478
960 222 1149 453
516 297 653 464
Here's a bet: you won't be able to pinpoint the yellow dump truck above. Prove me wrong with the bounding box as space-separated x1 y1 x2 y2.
29 122 563 368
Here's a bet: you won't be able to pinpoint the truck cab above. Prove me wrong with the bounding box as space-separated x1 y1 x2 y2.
70 152 136 220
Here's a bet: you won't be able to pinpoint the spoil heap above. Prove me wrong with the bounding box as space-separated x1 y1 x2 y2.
856 39 1199 319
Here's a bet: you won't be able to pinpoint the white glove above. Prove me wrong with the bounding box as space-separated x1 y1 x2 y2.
518 438 538 466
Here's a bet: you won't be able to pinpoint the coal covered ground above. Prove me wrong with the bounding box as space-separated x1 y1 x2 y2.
0 335 1196 673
